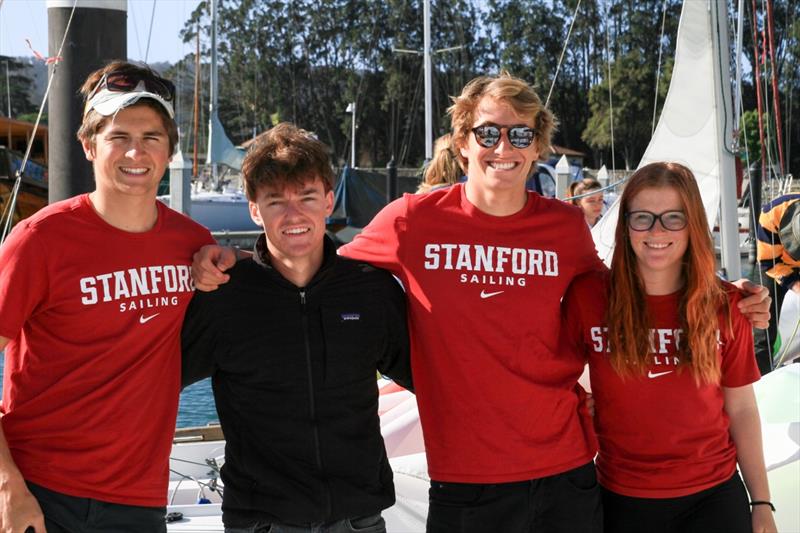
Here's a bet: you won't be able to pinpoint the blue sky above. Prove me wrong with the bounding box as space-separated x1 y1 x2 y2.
0 0 201 64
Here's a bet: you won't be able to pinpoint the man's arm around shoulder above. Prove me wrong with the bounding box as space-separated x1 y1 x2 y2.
374 275 414 392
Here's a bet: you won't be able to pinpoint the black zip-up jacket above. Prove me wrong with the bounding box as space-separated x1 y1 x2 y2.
181 236 412 527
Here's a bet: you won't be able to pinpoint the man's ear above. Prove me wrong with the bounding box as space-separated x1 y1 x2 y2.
81 138 96 161
249 201 263 227
324 190 334 217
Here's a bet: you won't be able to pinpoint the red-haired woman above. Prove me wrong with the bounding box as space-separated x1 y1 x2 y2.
563 162 777 533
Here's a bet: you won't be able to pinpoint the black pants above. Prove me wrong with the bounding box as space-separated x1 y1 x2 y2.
753 276 787 375
26 481 166 533
601 472 751 533
426 461 602 533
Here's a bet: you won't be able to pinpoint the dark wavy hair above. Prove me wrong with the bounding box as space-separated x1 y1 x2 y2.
242 122 334 200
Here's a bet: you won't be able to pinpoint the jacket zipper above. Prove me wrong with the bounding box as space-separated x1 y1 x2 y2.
299 289 332 519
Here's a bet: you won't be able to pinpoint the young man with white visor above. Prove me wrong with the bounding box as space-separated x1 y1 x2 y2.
0 61 213 533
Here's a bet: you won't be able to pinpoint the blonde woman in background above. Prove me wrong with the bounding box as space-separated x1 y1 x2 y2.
417 133 464 194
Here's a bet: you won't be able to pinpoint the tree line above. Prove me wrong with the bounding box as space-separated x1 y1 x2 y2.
3 0 798 177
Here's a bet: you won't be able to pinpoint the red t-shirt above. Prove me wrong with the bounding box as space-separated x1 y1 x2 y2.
562 271 761 498
340 184 604 483
0 194 214 506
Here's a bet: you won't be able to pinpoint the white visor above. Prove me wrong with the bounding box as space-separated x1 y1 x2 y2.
84 80 174 119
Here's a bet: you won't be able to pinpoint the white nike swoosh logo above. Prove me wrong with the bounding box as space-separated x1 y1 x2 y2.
139 313 160 324
647 370 673 379
480 290 504 299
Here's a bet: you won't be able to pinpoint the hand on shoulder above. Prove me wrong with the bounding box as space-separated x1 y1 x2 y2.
192 245 242 291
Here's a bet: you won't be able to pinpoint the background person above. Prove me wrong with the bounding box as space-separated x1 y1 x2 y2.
569 177 604 226
563 162 777 533
416 133 463 194
754 193 800 374
0 61 214 532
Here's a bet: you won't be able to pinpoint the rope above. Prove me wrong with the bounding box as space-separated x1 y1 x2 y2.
785 5 795 168
739 94 780 362
130 0 143 60
651 0 668 136
168 469 224 505
545 0 582 108
713 0 738 156
0 0 78 245
563 177 628 202
144 0 158 63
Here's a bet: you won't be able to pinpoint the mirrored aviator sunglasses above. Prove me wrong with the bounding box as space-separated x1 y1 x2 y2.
471 124 536 149
89 71 176 102
626 210 688 231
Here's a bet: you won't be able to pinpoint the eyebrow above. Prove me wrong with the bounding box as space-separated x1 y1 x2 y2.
264 188 321 199
474 122 533 129
105 128 166 137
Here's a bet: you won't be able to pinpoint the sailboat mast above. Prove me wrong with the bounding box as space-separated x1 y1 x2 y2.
423 0 432 161
750 0 767 187
765 0 785 175
193 23 200 179
734 0 744 129
712 0 741 279
206 0 218 183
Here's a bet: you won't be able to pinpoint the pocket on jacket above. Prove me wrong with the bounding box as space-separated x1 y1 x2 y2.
321 305 382 385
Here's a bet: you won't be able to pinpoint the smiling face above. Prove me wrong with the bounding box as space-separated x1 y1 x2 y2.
627 186 689 292
249 176 334 279
459 96 540 205
82 104 171 200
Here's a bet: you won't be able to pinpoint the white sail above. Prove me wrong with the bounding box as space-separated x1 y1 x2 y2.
591 0 736 268
206 113 245 170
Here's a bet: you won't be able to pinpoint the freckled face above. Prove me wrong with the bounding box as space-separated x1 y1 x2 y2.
627 186 689 284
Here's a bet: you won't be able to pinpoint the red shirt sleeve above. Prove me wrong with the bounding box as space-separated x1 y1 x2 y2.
720 290 761 388
576 214 607 276
561 274 590 363
0 222 49 340
338 195 408 277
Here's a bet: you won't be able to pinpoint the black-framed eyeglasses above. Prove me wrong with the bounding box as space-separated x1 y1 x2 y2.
626 210 688 231
88 70 176 103
471 124 536 149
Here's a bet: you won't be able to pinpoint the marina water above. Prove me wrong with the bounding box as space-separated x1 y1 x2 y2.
0 356 219 428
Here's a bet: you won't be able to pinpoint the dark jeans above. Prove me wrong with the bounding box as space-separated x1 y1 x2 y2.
426 461 602 533
224 514 385 533
25 481 166 533
601 471 751 533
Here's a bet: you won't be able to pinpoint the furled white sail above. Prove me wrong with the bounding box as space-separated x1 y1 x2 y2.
206 113 245 171
591 0 736 267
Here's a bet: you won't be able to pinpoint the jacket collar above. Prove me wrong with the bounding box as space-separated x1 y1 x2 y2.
251 233 337 287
